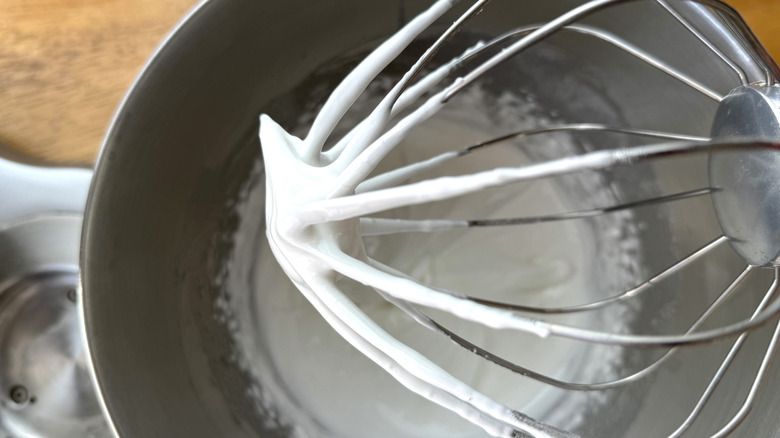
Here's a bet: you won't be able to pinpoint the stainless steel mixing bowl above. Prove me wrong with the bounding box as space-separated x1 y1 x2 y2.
81 1 780 436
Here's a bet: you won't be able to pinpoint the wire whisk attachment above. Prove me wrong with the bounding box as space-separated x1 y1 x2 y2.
259 0 780 436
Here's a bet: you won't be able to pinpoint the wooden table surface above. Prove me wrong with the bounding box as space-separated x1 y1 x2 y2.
1 0 778 165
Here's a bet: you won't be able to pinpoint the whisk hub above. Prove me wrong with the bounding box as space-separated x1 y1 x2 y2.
710 85 780 267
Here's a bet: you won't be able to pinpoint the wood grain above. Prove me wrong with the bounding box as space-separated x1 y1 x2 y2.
0 0 200 165
729 0 780 59
0 0 777 165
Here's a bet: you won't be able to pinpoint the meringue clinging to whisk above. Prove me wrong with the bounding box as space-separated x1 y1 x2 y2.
259 0 780 436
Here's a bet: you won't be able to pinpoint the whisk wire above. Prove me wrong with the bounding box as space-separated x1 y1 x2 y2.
300 277 528 437
323 42 486 162
468 24 724 101
300 139 780 226
358 124 708 194
329 0 493 177
326 226 780 348
711 303 780 437
670 268 779 438
470 235 727 314
541 277 780 348
359 187 713 235
301 0 456 163
656 0 748 85
371 260 763 393
441 0 742 102
466 188 714 226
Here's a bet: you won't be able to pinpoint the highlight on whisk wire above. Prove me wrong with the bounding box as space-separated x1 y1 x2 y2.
255 0 780 437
